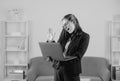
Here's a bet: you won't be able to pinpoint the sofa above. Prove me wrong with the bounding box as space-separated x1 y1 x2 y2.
26 56 111 81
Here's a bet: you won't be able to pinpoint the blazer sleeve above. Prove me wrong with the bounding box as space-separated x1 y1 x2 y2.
75 34 90 59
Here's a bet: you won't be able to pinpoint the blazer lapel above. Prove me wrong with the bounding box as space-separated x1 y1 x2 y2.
66 32 84 56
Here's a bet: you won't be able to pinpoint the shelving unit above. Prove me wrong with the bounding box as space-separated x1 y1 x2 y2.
109 20 120 81
2 20 29 81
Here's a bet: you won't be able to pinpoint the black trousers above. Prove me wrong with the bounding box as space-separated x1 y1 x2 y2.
54 67 80 81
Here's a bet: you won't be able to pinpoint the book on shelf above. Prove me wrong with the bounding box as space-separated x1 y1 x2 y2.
7 74 23 80
9 70 24 74
7 69 25 79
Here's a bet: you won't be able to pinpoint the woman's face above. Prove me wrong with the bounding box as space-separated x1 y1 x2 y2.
62 19 75 34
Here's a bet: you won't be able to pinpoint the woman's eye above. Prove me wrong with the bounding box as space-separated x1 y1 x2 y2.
65 26 67 29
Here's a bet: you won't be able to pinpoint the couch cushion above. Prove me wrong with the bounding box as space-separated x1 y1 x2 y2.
81 57 109 76
35 76 102 81
81 76 102 81
29 57 54 76
35 76 54 81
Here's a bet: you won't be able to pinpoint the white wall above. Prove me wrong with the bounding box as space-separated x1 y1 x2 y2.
0 0 120 80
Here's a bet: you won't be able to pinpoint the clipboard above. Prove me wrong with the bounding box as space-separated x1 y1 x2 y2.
39 42 76 61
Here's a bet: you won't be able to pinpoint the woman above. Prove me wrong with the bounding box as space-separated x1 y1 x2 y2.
48 14 90 81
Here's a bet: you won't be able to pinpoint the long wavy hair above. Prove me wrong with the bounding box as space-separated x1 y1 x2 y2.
61 14 83 38
58 14 83 49
62 14 82 34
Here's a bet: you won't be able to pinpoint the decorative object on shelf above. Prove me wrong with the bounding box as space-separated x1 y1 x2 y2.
46 27 55 42
7 8 24 20
18 38 25 50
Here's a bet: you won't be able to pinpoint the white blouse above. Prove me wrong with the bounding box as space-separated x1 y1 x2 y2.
63 38 71 57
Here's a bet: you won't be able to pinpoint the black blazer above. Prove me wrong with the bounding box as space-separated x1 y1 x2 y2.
57 29 90 75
